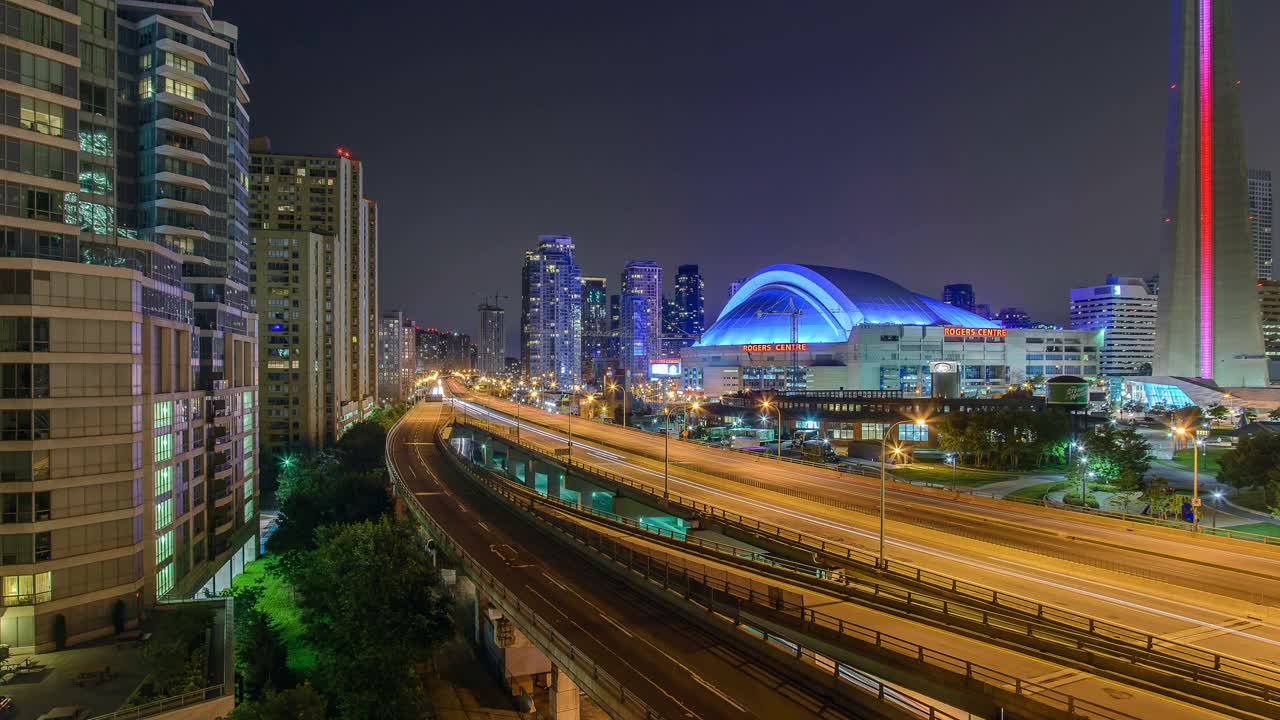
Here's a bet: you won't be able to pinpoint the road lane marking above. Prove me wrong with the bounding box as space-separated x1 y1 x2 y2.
598 611 635 637
477 521 491 532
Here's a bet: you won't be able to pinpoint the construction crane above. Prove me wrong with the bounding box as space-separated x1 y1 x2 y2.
756 297 802 392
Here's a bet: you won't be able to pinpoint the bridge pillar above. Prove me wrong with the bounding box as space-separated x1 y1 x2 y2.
564 477 613 513
531 460 557 496
613 497 689 538
549 665 580 720
507 451 529 484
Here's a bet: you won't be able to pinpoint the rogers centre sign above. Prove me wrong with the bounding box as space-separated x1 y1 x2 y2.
741 343 809 353
943 327 1007 338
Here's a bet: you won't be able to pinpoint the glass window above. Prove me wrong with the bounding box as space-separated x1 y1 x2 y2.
898 424 929 442
861 423 885 440
154 465 173 497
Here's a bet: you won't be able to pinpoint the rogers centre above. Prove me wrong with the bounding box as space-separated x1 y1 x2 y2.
680 264 1102 397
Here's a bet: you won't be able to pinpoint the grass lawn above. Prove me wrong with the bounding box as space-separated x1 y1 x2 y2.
1232 486 1271 514
1214 521 1280 538
1171 446 1229 475
233 556 315 674
1004 480 1071 502
893 462 1018 487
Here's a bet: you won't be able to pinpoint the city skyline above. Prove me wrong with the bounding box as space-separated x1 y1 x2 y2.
222 0 1280 342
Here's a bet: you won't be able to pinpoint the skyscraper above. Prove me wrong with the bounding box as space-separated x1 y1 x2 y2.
1154 0 1268 385
580 277 610 381
674 265 705 336
521 236 582 388
1248 168 1273 280
477 303 505 375
620 261 662 377
994 307 1032 329
416 327 449 373
1070 277 1159 376
942 284 977 314
248 140 379 440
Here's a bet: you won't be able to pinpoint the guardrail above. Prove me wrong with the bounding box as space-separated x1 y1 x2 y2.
454 419 1280 713
87 685 225 720
385 416 668 720
460 393 1280 547
462 448 1140 720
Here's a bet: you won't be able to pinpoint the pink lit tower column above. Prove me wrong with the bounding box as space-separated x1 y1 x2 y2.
1154 0 1269 385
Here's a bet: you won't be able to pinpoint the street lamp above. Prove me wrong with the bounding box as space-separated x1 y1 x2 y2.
760 400 783 461
1174 425 1201 528
880 418 928 567
946 452 957 493
662 406 672 499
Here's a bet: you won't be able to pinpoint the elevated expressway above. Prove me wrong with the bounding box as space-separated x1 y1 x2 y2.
448 387 1280 695
388 401 951 720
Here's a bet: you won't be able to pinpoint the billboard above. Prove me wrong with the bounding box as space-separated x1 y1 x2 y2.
649 360 682 378
1046 380 1090 406
943 327 1007 338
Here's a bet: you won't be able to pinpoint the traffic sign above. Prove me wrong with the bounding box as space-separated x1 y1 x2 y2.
1191 497 1202 507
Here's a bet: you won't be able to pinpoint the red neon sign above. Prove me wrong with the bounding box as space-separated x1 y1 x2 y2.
741 343 809 353
942 327 1007 338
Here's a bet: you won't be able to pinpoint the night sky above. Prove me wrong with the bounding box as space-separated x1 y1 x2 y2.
220 0 1280 350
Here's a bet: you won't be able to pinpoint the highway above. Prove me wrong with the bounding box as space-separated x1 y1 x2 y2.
451 387 1280 672
388 401 911 720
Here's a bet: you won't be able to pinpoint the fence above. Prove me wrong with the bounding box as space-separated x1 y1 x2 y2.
86 686 225 720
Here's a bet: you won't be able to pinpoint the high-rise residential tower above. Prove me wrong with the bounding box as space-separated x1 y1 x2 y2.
1070 277 1159 376
674 265 705 337
942 284 977 314
1154 0 1268 385
248 140 378 440
620 261 662 377
521 236 582 388
1248 168 1273 280
477 303 505 375
378 310 408 402
0 0 262 650
580 277 610 381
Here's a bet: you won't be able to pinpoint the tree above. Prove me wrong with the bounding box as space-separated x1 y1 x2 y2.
1079 424 1152 490
230 584 294 701
336 421 390 468
141 605 213 696
1218 432 1280 512
1204 403 1230 425
268 453 392 555
227 684 327 720
288 518 453 720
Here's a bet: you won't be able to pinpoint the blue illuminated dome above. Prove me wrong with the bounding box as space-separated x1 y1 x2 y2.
697 264 998 347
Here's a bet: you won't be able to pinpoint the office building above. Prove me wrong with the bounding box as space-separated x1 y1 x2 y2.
1154 0 1268 385
251 231 325 451
674 265 705 336
1069 276 1159 377
1249 168 1273 280
477 303 505 375
1258 280 1280 361
942 284 977 314
521 236 582 388
248 140 378 439
682 264 1101 396
0 0 262 650
620 261 662 377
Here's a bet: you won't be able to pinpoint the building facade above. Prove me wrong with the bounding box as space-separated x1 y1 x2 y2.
580 276 610 381
673 265 705 336
1069 276 1158 377
942 284 976 314
377 309 407 402
476 303 504 375
681 265 1101 397
248 140 377 441
1249 168 1272 280
1155 0 1268 385
619 261 661 378
0 0 262 650
250 230 324 452
520 235 581 388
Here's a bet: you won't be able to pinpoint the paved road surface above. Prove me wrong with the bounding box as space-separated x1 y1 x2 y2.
453 390 1280 670
390 401 880 720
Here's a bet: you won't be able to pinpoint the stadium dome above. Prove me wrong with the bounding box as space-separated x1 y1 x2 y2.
696 263 998 347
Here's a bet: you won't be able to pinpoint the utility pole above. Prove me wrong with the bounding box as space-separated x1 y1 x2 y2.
757 297 802 391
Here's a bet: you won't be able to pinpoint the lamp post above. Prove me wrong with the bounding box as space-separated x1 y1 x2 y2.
662 406 672 499
1175 426 1201 529
946 452 957 493
880 418 927 568
760 400 783 461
